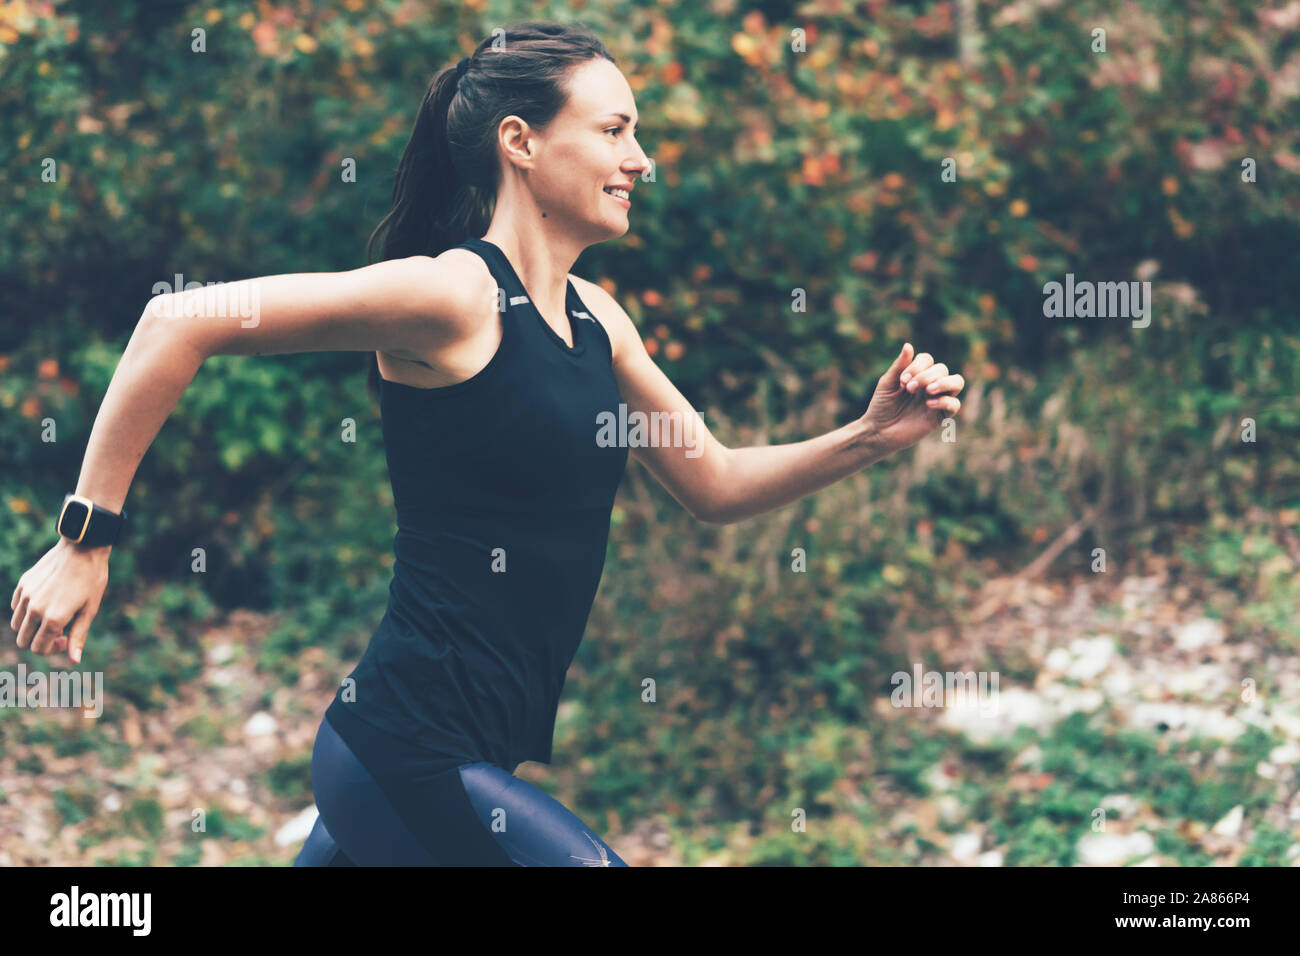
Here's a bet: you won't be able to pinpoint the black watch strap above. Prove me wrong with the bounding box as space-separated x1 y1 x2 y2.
57 494 127 548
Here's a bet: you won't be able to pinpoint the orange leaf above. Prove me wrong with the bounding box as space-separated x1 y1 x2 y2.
851 251 878 271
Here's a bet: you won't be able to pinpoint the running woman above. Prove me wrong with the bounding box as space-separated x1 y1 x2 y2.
9 21 964 866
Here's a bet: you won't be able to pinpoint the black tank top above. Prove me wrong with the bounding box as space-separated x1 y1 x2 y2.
325 237 629 773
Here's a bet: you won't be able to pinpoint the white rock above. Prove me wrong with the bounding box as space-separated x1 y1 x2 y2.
1128 702 1245 740
101 792 122 813
1043 648 1072 674
1099 794 1138 817
977 849 1003 867
243 712 277 737
1102 668 1135 697
1011 744 1043 769
939 795 964 825
1175 618 1226 651
1168 664 1233 699
1056 686 1105 716
1239 703 1277 735
940 686 1047 745
1270 742 1300 764
275 805 319 848
1067 636 1116 681
950 832 981 861
922 762 956 793
206 642 236 665
1211 805 1243 838
1272 710 1300 739
1077 830 1156 866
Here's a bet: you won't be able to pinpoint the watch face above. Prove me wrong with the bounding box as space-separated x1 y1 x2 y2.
59 500 92 541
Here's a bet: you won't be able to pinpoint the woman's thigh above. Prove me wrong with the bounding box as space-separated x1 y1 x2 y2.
308 712 448 865
306 713 626 866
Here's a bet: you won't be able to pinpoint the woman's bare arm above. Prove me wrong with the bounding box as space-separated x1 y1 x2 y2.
576 278 964 525
11 252 489 661
77 252 490 516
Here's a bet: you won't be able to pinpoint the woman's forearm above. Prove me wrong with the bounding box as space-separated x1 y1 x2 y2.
707 418 889 524
70 303 205 538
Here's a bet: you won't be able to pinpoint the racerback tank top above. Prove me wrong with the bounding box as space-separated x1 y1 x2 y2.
325 237 629 774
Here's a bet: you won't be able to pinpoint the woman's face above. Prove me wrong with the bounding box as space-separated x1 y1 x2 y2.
503 58 650 242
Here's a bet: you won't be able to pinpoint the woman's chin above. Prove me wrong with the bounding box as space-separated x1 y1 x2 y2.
591 216 629 239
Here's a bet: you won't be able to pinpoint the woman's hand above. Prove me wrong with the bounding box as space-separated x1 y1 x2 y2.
9 538 110 664
860 342 965 456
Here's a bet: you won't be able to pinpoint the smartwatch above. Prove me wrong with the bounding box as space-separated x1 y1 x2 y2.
57 494 128 548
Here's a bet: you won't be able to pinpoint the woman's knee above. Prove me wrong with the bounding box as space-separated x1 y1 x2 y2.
455 762 628 866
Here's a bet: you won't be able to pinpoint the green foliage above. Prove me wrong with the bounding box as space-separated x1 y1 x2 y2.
52 786 97 825
200 807 266 842
170 844 203 867
94 848 156 867
122 797 165 839
176 713 226 748
1240 823 1294 867
265 754 313 801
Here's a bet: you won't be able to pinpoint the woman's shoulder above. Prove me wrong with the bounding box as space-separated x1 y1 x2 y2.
397 249 498 326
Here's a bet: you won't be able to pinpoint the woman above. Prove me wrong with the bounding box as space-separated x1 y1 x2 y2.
8 21 964 866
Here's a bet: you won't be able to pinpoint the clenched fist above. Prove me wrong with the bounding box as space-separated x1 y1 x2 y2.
10 538 110 664
860 342 965 455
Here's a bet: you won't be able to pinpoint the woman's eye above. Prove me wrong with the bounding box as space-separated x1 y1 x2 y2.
605 127 622 136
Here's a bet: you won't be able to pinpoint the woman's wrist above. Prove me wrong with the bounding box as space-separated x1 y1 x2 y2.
55 536 113 560
849 417 891 468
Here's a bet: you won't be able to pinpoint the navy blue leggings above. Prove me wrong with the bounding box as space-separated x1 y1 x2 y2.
293 713 627 867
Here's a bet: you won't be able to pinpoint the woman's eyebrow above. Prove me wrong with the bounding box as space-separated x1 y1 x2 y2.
601 112 640 131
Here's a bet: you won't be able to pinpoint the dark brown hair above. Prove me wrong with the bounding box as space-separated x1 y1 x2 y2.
363 20 616 397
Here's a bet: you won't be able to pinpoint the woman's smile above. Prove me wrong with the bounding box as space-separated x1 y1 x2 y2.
603 186 631 208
